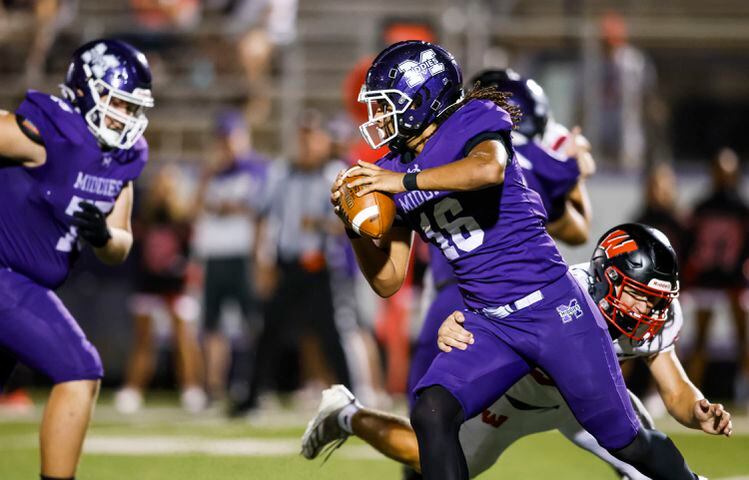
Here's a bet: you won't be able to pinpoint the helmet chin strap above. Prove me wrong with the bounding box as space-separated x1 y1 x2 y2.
389 122 439 155
387 134 411 154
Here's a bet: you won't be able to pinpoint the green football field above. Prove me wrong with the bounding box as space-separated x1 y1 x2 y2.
1 393 748 479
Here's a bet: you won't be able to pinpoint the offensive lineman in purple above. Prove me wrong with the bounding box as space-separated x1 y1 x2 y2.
332 41 700 480
0 39 153 479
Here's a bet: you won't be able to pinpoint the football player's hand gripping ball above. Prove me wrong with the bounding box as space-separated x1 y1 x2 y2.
330 166 396 240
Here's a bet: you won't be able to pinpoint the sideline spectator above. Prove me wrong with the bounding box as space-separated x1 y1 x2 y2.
591 11 661 170
634 162 686 257
236 110 351 414
217 0 298 124
115 165 206 414
193 111 269 403
684 148 749 402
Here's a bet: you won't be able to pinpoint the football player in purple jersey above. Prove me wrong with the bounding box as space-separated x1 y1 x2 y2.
407 69 595 413
471 69 596 244
329 41 705 480
302 224 732 479
0 39 153 479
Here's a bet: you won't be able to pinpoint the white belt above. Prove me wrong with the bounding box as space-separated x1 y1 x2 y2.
482 290 545 319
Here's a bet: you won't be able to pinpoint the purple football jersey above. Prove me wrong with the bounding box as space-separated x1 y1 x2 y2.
377 99 568 309
427 134 580 288
0 90 148 289
513 135 580 222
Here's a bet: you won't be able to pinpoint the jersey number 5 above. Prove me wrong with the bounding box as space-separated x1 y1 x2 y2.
420 197 484 260
56 196 114 252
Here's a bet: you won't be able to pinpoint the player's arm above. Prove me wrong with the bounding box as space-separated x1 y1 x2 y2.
646 349 732 436
73 183 135 265
348 225 413 298
98 182 135 264
547 182 592 245
0 110 46 167
547 128 595 245
346 139 509 195
330 168 413 297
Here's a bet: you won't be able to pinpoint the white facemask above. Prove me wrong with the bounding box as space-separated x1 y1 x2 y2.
357 85 412 150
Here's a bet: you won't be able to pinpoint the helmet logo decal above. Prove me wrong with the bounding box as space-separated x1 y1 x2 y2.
81 43 121 79
647 278 673 292
600 229 638 258
397 50 445 88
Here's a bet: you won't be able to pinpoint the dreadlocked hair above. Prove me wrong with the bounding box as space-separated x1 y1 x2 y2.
435 82 523 129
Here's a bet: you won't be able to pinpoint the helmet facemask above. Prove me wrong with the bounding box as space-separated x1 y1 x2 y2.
598 266 678 342
358 85 412 149
62 68 154 150
85 76 153 149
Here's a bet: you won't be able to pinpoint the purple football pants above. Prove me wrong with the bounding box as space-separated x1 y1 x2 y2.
414 270 639 450
0 268 103 390
407 281 464 409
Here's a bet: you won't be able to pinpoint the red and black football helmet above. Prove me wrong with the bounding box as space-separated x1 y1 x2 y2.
589 223 679 342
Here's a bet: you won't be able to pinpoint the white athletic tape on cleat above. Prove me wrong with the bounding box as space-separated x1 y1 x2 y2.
351 205 379 235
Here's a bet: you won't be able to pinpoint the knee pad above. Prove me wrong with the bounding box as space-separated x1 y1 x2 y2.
410 385 464 436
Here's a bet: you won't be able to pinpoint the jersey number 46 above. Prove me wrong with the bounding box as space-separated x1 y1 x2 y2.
420 197 484 260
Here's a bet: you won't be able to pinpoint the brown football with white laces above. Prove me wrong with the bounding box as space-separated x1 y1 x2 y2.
338 170 396 240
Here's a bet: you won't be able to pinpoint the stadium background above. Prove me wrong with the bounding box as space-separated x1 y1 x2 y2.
1 0 749 478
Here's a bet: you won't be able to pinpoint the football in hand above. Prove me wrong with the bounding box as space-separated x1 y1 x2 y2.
338 171 396 240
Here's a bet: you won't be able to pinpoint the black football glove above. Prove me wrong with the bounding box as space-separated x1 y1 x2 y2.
72 201 112 248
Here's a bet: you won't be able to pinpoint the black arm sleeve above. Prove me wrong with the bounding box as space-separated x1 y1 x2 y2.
15 115 44 146
0 116 45 167
462 130 513 163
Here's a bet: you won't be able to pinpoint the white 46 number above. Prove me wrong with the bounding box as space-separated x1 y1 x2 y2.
420 197 484 260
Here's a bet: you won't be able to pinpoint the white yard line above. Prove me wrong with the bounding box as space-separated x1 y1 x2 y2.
84 436 298 456
0 432 380 461
79 435 380 460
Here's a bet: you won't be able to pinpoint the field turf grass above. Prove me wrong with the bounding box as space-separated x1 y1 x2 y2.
1 393 748 479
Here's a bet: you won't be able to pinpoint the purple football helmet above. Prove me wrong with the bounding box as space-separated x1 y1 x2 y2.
470 68 549 139
60 39 154 150
359 40 463 152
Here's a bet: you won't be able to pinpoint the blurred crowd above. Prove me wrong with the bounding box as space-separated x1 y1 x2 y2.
103 102 380 415
103 104 397 415
0 1 748 417
625 150 749 413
